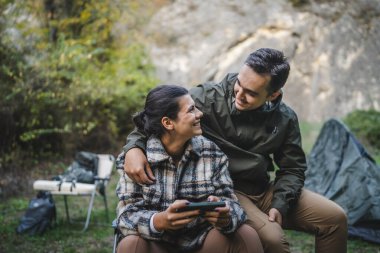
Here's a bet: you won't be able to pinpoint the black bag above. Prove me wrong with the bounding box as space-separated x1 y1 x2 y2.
73 151 98 175
16 191 56 235
53 151 98 184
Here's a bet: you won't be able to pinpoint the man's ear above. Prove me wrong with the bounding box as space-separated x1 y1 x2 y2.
267 90 281 102
161 117 174 131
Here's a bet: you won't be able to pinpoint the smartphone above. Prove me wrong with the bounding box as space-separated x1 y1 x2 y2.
177 201 226 212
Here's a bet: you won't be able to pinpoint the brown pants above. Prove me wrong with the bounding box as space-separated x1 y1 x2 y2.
236 186 348 253
117 224 264 253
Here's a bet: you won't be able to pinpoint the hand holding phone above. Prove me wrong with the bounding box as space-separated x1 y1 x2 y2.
176 201 225 212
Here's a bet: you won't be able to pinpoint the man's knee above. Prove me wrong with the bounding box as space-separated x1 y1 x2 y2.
238 224 261 241
326 203 348 236
254 222 289 253
322 200 348 228
235 224 264 253
260 226 285 245
333 205 347 225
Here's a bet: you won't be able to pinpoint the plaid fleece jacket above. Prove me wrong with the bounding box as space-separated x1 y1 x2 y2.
116 135 246 251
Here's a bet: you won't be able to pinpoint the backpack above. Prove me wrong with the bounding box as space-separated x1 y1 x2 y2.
16 191 56 235
53 151 98 186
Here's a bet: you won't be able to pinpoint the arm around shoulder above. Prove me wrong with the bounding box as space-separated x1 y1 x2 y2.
123 128 148 153
121 128 155 184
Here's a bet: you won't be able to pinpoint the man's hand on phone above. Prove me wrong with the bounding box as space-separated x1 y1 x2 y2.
124 148 155 184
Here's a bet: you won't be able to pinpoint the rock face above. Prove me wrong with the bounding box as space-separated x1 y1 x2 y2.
145 0 380 122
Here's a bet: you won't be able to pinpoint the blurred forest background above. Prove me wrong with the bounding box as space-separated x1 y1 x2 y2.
0 0 165 198
1 0 380 198
1 0 380 252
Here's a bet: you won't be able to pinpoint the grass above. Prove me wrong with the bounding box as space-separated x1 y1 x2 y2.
2 174 380 252
286 230 380 253
0 173 120 253
1 121 380 252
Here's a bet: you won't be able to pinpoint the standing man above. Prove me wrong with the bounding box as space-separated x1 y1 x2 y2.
118 48 347 253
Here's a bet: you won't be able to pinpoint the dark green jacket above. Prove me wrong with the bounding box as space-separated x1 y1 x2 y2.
124 73 307 216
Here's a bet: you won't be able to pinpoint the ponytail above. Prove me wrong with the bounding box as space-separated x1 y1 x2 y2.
132 110 146 132
132 85 188 137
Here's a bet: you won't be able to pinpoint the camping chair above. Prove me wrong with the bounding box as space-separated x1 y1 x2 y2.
112 219 121 253
33 154 115 231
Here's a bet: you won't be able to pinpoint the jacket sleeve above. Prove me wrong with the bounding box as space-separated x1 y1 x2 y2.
123 128 148 153
272 112 306 217
189 85 209 113
211 151 247 234
115 128 148 171
116 171 162 240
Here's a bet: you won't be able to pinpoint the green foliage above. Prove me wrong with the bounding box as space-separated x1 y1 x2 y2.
343 109 380 152
0 1 159 199
0 0 157 169
0 38 26 155
288 0 309 7
299 121 323 154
